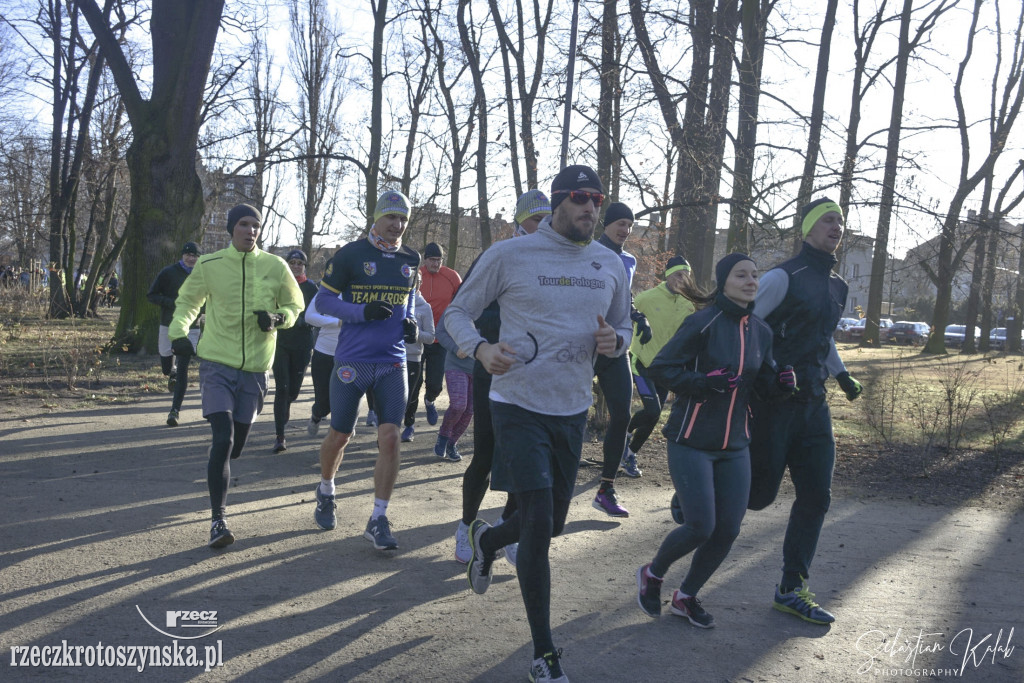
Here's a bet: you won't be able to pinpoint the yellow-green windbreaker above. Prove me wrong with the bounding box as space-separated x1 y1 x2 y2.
630 281 695 374
168 244 303 372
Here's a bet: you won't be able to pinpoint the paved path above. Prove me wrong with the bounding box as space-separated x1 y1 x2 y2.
1 391 1022 681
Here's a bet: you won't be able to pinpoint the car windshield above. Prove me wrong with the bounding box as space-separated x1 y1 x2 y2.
946 325 965 333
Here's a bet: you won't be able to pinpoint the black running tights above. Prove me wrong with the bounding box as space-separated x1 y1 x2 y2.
482 486 570 659
462 362 517 525
207 412 252 520
594 354 633 481
272 346 312 438
171 353 193 412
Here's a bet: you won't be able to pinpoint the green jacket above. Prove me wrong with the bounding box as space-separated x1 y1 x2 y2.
169 244 304 372
630 282 695 374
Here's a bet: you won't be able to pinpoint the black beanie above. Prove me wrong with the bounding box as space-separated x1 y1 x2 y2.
664 255 690 277
424 242 444 259
603 202 634 227
226 204 262 235
550 165 604 210
715 252 755 292
181 241 200 256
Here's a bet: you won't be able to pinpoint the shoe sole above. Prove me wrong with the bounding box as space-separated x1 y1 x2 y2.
363 531 398 550
592 498 629 517
636 566 661 618
209 532 234 549
466 521 492 594
772 601 833 624
401 437 413 442
670 605 715 628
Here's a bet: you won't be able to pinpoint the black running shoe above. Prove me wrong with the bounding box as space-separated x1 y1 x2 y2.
209 519 234 548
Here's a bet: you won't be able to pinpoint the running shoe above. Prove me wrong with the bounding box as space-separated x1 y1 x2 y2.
636 564 663 617
454 521 472 564
307 415 321 437
670 492 685 524
314 486 337 530
365 410 378 427
593 486 629 517
433 435 450 460
529 649 567 683
273 438 287 453
671 590 715 628
619 446 642 478
425 400 438 425
209 519 234 548
773 579 835 624
466 519 494 594
401 424 415 442
364 515 398 550
166 409 179 427
445 441 463 462
167 375 176 393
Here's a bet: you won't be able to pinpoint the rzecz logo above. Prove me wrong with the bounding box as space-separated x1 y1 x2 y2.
136 606 222 640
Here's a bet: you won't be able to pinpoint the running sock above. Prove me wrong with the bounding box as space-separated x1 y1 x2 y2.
676 589 692 599
320 479 335 496
371 497 388 520
645 565 662 581
599 478 614 492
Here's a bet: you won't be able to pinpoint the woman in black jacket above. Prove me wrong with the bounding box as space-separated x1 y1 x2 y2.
634 253 795 628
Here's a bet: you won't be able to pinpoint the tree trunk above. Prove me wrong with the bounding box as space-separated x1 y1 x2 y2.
458 0 492 253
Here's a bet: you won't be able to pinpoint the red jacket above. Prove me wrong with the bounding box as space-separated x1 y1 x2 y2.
420 265 462 332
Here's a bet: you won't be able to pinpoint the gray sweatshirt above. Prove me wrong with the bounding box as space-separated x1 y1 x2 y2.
443 220 633 416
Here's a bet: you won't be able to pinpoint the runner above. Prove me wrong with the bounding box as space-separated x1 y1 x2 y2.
635 253 795 627
624 256 703 491
590 202 651 517
453 189 550 564
271 249 319 453
401 291 435 442
310 190 420 552
147 241 202 426
305 291 342 438
419 242 462 426
168 204 304 548
747 197 864 625
444 165 632 682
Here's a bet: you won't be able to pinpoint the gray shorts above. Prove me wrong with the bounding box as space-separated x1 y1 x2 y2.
489 401 587 495
199 359 268 424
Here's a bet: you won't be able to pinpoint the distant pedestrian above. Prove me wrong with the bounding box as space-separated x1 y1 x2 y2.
400 291 435 442
419 241 462 427
147 242 203 426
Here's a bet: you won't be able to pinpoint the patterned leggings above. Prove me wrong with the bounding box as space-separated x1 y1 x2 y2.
439 369 473 442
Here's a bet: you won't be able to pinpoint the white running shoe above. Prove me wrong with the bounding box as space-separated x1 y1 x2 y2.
455 521 472 564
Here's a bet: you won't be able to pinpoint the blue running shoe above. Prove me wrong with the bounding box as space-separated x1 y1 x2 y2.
209 519 234 548
619 446 642 478
314 486 337 530
365 410 378 427
773 579 835 624
401 424 415 442
433 435 450 459
364 515 398 550
445 440 463 462
425 400 438 426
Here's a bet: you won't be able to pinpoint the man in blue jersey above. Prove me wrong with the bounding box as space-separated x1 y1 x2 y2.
310 190 421 551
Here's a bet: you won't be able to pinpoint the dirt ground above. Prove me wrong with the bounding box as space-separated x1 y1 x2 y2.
1 385 1022 682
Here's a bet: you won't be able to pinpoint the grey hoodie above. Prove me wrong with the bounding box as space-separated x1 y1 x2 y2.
443 219 633 416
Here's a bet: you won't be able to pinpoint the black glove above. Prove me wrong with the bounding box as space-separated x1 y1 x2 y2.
705 367 738 392
402 317 418 344
170 337 194 356
777 365 797 393
254 310 284 332
836 371 863 401
364 300 394 321
632 312 653 345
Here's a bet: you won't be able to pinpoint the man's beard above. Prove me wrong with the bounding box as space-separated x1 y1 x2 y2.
562 218 594 243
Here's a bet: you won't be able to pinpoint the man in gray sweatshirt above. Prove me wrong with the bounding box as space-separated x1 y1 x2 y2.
443 164 632 683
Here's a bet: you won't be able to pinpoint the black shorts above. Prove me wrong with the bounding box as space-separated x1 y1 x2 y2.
489 401 587 495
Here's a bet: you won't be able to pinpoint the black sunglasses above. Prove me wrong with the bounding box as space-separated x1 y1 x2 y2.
553 190 605 208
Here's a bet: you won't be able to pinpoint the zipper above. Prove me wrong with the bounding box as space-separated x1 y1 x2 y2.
240 251 247 369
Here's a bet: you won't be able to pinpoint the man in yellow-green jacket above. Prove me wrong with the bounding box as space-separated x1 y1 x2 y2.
169 204 304 548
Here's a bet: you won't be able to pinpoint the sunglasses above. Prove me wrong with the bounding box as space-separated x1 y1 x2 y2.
553 190 604 208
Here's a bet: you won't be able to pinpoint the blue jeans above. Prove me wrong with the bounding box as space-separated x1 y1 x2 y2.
651 441 750 596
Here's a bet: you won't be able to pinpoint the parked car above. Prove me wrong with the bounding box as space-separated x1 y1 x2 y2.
834 317 860 342
889 321 930 345
987 327 1023 350
849 318 893 343
944 324 980 348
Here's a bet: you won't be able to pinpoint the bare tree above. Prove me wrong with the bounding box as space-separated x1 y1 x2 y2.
924 0 1024 354
289 0 346 255
457 0 492 252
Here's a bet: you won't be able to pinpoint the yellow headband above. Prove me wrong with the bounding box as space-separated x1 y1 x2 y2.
665 264 691 277
802 201 843 237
